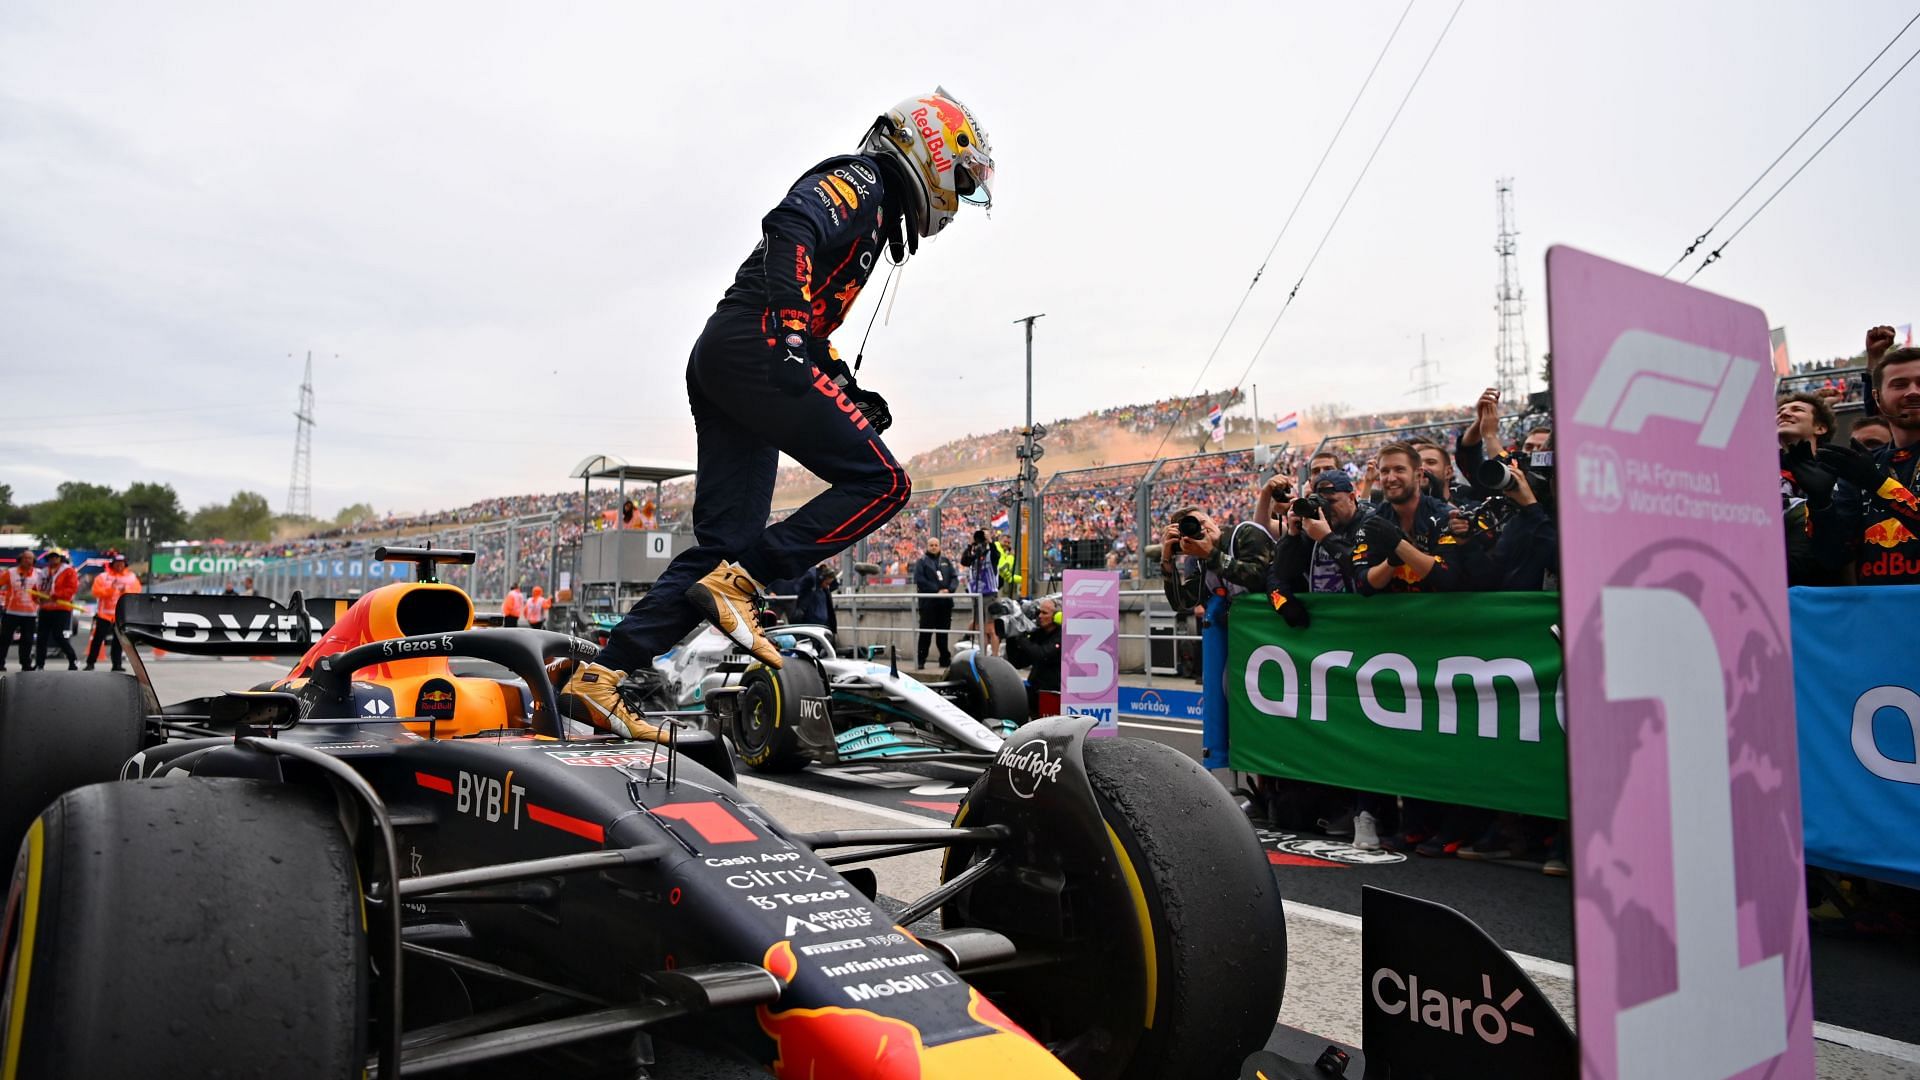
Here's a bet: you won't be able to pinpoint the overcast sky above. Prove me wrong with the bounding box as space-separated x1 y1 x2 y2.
4 0 1916 517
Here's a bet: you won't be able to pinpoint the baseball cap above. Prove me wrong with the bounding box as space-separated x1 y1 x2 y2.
1312 469 1354 493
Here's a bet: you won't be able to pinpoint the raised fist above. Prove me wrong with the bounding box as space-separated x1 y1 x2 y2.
1867 325 1898 366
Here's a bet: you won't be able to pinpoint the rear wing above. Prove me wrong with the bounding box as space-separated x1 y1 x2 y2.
116 592 351 656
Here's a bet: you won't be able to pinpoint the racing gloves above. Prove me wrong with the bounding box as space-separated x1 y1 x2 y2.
1269 590 1311 629
1813 443 1885 492
1359 515 1407 565
846 382 892 434
1781 442 1836 509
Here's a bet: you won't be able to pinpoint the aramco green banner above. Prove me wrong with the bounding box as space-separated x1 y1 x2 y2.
1227 592 1567 818
150 552 267 575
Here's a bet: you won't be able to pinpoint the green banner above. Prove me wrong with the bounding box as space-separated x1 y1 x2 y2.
151 552 267 575
1227 592 1568 818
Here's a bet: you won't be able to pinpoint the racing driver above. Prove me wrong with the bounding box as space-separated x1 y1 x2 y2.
563 88 996 740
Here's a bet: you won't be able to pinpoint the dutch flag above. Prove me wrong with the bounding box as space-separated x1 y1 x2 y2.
1275 411 1300 433
991 510 1009 530
1207 404 1225 444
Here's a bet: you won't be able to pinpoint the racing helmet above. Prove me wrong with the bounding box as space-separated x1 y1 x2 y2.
860 87 995 238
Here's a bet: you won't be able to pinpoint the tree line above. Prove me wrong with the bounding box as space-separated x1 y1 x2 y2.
0 482 375 551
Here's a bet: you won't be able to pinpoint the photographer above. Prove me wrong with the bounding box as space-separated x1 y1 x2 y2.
1160 503 1276 769
1273 469 1371 601
1000 595 1062 716
1351 443 1462 596
960 529 1004 656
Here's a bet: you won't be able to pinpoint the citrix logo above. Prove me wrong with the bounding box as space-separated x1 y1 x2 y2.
1570 329 1761 448
1370 967 1535 1045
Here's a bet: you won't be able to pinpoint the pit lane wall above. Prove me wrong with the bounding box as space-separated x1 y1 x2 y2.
1222 587 1920 889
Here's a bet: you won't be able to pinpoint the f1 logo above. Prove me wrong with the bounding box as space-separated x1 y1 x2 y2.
1065 576 1116 598
1571 329 1761 448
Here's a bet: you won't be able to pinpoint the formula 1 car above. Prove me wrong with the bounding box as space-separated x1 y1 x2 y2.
644 623 1029 773
0 547 1285 1079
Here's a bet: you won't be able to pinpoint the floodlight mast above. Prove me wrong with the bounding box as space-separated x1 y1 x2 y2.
1012 314 1045 598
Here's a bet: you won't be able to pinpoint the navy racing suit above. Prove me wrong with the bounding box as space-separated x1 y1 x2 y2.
595 154 910 672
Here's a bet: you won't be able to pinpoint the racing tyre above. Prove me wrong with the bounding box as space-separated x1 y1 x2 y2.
734 662 824 773
0 670 146 862
1 778 366 1078
946 652 1031 726
945 736 1286 1080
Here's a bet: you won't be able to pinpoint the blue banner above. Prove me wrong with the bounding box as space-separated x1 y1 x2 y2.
1792 585 1920 889
1117 684 1205 721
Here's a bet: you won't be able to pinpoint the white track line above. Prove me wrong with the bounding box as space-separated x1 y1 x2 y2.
737 775 957 829
1117 720 1205 735
746 774 1920 1064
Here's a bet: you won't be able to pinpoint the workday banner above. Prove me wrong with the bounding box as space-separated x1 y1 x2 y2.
1792 584 1920 890
1225 592 1566 818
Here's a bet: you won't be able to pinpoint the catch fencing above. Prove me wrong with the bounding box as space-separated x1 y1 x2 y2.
149 513 568 607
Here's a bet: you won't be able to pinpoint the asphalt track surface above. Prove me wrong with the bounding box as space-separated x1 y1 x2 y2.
130 655 1920 1075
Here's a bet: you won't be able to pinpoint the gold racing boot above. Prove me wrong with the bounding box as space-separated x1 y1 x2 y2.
686 561 784 668
559 662 667 742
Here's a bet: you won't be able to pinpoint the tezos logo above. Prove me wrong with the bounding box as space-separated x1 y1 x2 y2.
383 635 453 658
996 738 1064 799
1369 967 1535 1045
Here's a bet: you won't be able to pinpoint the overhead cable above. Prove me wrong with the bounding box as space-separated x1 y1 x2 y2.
1228 0 1468 398
1687 34 1920 282
1146 0 1418 461
1665 9 1920 277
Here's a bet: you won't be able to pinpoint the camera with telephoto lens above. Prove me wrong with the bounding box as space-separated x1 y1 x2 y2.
1474 450 1554 503
990 596 1034 639
1290 494 1328 520
1177 514 1205 539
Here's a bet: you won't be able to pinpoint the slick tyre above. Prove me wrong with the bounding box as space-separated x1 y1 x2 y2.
946 652 1031 727
734 662 823 773
0 670 146 862
0 778 366 1078
945 736 1286 1080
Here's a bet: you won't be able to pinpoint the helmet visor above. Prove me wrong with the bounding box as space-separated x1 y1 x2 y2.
956 145 994 208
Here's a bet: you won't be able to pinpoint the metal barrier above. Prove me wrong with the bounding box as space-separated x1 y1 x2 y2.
149 513 567 607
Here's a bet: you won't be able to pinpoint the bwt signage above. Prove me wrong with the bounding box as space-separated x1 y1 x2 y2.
1061 570 1119 736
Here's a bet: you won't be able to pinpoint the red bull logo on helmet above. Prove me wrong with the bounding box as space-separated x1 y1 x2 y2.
910 105 954 174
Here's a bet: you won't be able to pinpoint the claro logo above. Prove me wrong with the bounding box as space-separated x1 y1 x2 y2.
1571 329 1761 448
1370 967 1536 1045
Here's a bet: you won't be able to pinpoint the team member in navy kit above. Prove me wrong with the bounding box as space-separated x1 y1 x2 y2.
563 88 996 740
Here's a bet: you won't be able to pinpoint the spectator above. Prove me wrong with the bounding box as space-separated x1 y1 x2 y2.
1776 391 1852 587
35 550 80 671
1160 502 1274 771
1489 458 1560 590
1002 595 1062 716
525 586 548 630
912 539 959 669
793 564 838 633
1520 425 1552 455
502 582 525 627
1822 339 1920 585
960 529 1004 656
1352 442 1460 596
85 551 141 672
1273 469 1371 599
1413 439 1467 502
1851 415 1893 452
1 552 41 671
